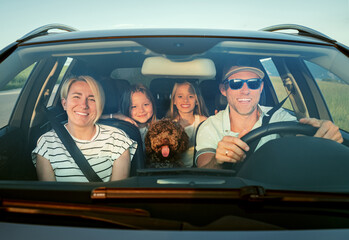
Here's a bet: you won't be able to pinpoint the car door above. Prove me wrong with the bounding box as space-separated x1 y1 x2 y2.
0 62 37 180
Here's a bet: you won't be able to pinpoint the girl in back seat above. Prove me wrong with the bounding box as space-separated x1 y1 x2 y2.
167 82 209 167
108 84 157 148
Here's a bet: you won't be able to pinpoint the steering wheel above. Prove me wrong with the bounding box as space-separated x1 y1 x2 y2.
224 121 318 172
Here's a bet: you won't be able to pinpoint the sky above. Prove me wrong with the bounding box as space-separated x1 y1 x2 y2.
0 0 349 50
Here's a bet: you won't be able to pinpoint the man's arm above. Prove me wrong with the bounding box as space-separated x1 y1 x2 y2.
197 152 221 169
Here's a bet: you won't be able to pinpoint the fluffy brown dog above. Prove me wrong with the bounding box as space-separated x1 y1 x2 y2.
145 119 189 168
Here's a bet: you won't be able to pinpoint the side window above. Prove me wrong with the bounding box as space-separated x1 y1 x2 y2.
0 63 36 129
260 58 293 110
305 61 349 132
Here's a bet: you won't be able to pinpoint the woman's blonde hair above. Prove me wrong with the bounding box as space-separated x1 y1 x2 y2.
60 75 105 124
167 82 208 120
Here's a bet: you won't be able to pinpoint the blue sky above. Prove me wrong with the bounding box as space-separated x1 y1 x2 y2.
1 0 348 49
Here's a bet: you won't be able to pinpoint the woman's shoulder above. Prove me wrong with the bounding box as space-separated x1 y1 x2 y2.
35 129 62 150
38 129 58 141
97 123 133 141
98 123 126 134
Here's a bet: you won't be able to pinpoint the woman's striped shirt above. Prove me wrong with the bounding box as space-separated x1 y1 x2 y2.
32 124 137 182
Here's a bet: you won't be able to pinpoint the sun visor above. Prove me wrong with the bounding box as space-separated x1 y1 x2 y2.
141 56 216 79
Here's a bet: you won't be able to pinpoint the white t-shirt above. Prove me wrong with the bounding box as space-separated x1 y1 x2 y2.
32 124 137 182
195 104 297 164
180 115 201 167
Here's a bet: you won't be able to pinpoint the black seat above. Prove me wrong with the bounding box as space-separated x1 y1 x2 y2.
100 78 130 115
199 79 226 115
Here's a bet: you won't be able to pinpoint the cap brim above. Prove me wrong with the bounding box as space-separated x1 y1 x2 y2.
224 66 265 80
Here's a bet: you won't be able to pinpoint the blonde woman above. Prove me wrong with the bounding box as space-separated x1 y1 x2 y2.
32 76 137 182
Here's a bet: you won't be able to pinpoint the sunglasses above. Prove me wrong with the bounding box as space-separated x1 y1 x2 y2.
223 78 263 90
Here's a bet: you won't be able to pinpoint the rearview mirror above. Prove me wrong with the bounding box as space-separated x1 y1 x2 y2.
141 56 216 79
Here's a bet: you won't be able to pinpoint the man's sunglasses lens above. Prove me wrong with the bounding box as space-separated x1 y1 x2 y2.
228 78 262 90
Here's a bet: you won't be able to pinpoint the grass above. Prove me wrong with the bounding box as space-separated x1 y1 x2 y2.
2 64 35 90
271 77 349 132
2 63 68 91
317 81 349 132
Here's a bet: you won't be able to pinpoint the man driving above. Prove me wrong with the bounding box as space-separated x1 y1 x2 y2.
195 65 343 169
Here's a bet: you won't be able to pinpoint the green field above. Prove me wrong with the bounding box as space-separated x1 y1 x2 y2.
271 77 349 132
2 64 67 90
317 81 349 132
2 64 36 90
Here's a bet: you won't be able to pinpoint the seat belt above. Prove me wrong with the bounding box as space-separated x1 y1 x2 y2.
262 94 291 126
247 93 292 155
45 109 103 182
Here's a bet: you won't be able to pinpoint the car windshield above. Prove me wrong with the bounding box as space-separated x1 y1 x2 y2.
2 27 349 234
0 33 349 193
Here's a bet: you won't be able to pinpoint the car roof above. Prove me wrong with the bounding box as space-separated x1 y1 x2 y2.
18 26 333 46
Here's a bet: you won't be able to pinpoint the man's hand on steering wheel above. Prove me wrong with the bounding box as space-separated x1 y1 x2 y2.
299 118 343 143
215 120 343 170
215 131 250 164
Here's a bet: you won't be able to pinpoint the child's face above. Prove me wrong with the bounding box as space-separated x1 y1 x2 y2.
174 84 197 115
130 91 154 124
